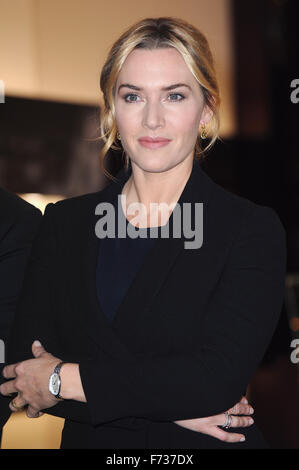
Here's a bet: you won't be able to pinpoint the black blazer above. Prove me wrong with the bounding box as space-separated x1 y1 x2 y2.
0 189 42 433
5 159 287 449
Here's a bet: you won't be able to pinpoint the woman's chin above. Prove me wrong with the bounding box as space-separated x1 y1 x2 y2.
131 157 175 174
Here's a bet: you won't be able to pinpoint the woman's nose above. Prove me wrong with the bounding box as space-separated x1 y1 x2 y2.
142 101 165 130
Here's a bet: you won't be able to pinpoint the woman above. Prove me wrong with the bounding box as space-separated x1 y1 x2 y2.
0 17 286 449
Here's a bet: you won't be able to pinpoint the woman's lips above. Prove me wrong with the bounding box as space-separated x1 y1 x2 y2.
138 138 171 149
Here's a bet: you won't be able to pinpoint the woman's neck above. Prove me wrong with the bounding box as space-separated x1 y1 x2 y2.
120 158 193 228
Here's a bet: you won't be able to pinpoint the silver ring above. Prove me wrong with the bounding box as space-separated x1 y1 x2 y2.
222 411 233 429
226 414 233 429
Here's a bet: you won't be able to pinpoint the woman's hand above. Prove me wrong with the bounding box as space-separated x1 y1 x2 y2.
173 396 254 443
0 341 62 418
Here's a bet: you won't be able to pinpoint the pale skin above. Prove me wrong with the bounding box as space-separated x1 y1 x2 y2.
0 48 255 443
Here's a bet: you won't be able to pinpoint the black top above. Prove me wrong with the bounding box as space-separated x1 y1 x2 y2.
96 194 166 322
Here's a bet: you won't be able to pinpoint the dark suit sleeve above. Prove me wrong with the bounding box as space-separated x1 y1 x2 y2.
0 205 42 428
78 206 287 425
5 204 56 365
4 203 93 424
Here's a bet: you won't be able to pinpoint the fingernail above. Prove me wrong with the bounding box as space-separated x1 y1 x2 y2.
243 398 248 404
33 340 42 347
250 408 254 414
240 437 246 442
249 418 254 424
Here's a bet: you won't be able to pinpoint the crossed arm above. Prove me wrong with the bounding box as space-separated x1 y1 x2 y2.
1 341 254 443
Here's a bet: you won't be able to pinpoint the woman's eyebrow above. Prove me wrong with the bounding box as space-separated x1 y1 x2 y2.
118 83 191 92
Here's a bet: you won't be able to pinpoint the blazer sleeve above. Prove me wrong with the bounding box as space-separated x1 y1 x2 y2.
4 203 93 424
0 206 42 369
0 205 42 428
78 205 287 425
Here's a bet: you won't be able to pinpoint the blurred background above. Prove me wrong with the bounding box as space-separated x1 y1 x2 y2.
0 0 298 449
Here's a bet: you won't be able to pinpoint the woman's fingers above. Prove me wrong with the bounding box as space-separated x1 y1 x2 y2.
226 415 254 428
9 395 27 412
209 426 246 443
2 362 19 380
26 406 43 419
0 379 18 396
31 340 47 359
212 411 253 429
210 413 254 443
227 401 254 416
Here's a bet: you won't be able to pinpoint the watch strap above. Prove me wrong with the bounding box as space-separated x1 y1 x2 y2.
54 361 66 376
53 361 67 400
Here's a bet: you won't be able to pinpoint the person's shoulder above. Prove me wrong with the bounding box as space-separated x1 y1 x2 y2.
52 190 103 208
206 174 286 239
43 189 107 222
0 187 42 220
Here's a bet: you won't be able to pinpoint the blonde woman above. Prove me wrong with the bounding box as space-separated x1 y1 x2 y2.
0 17 286 449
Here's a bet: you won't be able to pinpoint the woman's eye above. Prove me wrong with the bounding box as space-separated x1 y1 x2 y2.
168 93 185 102
123 94 140 103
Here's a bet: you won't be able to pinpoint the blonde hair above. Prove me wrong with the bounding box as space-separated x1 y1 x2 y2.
98 17 221 181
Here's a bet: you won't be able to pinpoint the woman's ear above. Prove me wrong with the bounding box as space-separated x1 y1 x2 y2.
200 103 214 127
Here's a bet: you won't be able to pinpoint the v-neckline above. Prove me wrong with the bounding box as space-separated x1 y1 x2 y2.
96 189 160 323
77 158 214 351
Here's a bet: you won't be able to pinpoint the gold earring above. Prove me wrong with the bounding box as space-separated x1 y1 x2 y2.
200 124 207 140
117 132 121 141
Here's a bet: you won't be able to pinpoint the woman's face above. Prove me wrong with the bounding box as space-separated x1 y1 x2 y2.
114 47 212 173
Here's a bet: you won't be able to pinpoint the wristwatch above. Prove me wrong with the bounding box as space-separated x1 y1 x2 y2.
49 361 66 400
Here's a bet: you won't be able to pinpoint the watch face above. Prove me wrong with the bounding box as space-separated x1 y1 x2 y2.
49 373 60 396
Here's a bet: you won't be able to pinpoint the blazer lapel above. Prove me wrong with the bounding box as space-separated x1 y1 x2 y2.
78 158 215 355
